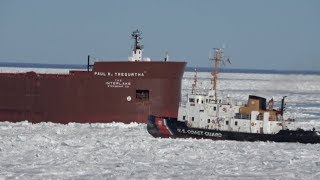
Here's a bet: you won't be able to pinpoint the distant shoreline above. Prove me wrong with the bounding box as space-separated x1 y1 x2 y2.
184 67 320 75
0 62 319 75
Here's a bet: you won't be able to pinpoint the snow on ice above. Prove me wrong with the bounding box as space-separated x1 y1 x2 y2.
0 68 320 179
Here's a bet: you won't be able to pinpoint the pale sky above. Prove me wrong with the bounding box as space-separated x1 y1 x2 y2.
0 0 319 70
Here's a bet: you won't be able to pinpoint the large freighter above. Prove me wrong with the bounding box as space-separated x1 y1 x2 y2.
0 30 186 123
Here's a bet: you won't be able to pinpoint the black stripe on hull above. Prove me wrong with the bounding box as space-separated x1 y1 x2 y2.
147 115 320 144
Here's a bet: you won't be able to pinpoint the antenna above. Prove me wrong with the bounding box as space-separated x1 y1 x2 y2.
131 29 143 50
130 29 144 61
164 51 169 62
191 66 198 94
209 47 231 100
280 96 287 116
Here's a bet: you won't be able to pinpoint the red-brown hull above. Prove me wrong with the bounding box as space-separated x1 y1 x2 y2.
0 61 186 124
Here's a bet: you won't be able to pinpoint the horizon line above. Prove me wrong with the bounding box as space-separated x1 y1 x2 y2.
0 61 319 73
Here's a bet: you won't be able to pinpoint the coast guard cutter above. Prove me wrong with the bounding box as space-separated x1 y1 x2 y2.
147 47 320 144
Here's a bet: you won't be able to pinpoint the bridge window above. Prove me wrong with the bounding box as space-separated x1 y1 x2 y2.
213 107 216 111
136 90 149 101
235 121 238 126
226 121 229 125
207 119 210 123
191 117 194 121
183 116 186 120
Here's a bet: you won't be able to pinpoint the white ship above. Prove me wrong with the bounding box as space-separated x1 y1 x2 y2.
147 48 320 144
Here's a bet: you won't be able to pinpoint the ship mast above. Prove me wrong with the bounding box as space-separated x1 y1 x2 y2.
130 29 144 61
191 66 198 94
209 47 230 100
280 96 287 116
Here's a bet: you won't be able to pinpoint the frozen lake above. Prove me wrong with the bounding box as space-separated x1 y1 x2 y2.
0 68 320 179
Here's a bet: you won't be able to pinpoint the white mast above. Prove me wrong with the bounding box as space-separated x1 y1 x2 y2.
209 47 230 100
129 29 143 61
191 66 198 94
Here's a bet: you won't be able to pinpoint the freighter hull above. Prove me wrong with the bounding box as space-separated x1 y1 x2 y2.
147 115 320 144
0 61 186 124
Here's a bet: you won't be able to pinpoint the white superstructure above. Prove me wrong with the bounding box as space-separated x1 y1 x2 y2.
178 91 294 134
128 29 151 62
178 48 295 135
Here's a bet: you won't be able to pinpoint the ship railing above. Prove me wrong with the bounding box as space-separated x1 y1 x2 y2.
256 114 263 120
234 113 251 120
